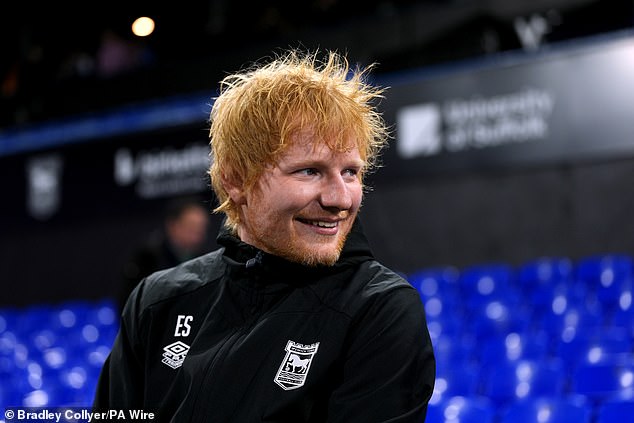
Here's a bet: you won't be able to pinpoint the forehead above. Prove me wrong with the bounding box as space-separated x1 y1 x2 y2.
278 130 363 162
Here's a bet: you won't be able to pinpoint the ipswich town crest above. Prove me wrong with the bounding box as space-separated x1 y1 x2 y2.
274 340 320 390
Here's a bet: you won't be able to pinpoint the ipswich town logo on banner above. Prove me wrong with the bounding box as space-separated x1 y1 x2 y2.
274 340 320 390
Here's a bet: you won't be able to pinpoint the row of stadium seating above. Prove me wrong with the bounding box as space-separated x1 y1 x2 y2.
426 394 634 423
409 253 634 422
1 253 633 422
0 299 117 408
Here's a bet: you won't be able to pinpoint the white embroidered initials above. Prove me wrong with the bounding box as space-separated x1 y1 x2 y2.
274 340 320 390
174 315 193 337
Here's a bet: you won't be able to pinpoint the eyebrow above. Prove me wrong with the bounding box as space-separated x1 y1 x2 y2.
281 157 366 169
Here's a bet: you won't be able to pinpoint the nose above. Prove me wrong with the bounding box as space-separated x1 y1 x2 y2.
319 174 353 211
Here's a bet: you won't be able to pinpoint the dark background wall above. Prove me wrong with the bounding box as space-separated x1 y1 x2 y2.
362 156 634 274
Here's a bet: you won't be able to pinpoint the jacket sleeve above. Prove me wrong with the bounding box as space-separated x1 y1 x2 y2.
93 280 146 410
326 283 436 423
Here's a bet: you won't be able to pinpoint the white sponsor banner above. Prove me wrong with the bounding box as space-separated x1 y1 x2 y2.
397 88 555 158
380 33 634 176
114 143 210 199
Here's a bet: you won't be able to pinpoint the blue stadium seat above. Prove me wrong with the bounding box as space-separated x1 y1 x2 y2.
481 359 566 406
478 331 550 368
459 263 519 309
85 300 119 332
596 395 634 423
467 297 532 340
17 304 54 335
556 327 632 371
49 301 91 333
499 396 592 423
518 257 574 311
426 316 464 341
408 266 461 298
519 257 573 285
28 328 58 354
57 363 93 405
540 302 603 341
0 299 119 410
432 334 476 371
575 254 633 308
409 267 463 316
0 382 22 409
40 346 70 372
421 293 465 338
432 364 480 404
426 396 495 423
0 307 18 334
410 267 466 339
84 344 113 375
21 388 55 407
571 354 634 402
611 288 634 335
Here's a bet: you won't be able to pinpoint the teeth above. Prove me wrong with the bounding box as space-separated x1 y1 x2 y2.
311 221 336 228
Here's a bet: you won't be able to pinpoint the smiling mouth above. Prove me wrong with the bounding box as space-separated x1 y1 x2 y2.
296 218 339 228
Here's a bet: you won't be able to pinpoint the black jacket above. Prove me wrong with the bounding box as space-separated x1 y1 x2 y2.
117 229 211 314
94 219 435 422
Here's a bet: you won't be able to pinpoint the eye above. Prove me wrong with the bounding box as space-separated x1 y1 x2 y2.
343 168 360 178
296 168 319 176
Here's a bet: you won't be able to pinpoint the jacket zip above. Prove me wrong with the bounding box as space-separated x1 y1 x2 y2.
189 252 264 422
187 327 241 422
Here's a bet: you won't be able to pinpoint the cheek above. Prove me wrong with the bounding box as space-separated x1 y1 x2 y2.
248 186 303 221
277 184 316 210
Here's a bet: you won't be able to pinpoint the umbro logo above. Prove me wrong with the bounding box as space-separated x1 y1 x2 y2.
274 340 320 390
162 341 190 369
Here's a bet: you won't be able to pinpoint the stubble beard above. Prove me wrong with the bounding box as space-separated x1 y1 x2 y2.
249 219 352 267
283 230 349 267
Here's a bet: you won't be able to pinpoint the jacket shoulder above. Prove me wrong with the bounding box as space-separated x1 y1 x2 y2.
320 260 420 317
133 248 225 311
362 261 415 293
350 260 417 300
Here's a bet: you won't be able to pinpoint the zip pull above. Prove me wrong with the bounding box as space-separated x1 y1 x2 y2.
245 251 264 269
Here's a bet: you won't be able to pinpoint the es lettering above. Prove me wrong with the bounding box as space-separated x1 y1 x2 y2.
174 315 193 337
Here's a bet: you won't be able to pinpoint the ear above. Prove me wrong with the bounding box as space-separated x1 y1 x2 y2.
221 171 247 205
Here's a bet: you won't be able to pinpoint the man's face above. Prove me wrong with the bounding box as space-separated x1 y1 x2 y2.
167 206 209 254
235 133 364 266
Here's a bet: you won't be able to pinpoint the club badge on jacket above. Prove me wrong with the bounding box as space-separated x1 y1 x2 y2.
274 340 320 390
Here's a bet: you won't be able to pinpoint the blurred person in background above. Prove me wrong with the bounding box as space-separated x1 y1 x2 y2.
117 196 211 312
95 49 435 422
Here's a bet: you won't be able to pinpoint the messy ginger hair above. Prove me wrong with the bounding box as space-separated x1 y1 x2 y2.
208 49 390 230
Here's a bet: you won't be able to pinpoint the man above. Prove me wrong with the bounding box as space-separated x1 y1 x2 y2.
94 50 435 422
117 197 211 313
